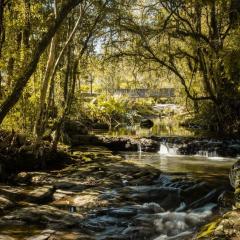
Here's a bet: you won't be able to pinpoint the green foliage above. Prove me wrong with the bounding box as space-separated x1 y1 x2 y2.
83 93 156 128
0 0 239 137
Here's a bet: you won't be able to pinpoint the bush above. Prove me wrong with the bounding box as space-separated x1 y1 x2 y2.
83 94 156 128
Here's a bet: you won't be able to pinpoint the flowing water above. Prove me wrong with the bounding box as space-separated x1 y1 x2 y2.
0 117 238 240
123 143 236 183
117 145 237 240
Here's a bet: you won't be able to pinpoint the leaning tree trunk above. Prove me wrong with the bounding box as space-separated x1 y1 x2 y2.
0 0 4 57
42 11 82 136
0 0 83 125
34 0 58 138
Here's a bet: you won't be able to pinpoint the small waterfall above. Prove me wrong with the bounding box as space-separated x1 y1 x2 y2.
159 143 169 155
159 143 178 155
208 150 218 158
137 142 142 153
196 150 218 158
197 150 209 157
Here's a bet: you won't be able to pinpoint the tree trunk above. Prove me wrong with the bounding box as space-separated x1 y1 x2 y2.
23 0 31 48
34 0 58 138
0 0 4 57
64 46 71 102
42 11 82 133
0 0 83 125
51 59 78 150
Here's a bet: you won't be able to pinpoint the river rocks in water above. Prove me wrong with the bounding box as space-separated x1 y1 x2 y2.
140 119 154 128
13 172 32 184
96 136 138 151
229 160 240 188
121 185 181 209
140 138 160 152
25 229 55 240
0 236 16 240
199 210 240 240
218 191 235 209
96 136 160 152
26 230 94 240
229 160 240 210
0 144 232 240
64 133 160 152
0 195 14 211
215 211 240 238
153 136 240 157
26 186 55 204
0 205 83 229
52 190 107 212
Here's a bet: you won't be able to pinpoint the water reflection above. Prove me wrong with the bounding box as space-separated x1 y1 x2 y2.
92 118 193 137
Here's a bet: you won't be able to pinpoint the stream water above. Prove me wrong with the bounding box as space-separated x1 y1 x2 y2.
122 144 236 184
0 125 238 239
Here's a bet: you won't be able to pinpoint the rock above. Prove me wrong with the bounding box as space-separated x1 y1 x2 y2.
109 207 138 217
218 191 235 209
63 120 88 136
0 236 16 240
26 186 55 204
69 135 100 147
140 119 154 128
97 136 138 151
229 160 240 188
61 120 88 145
92 136 160 152
141 202 164 213
229 160 240 209
1 205 83 229
122 185 181 209
14 172 32 184
213 211 240 239
52 191 107 211
140 138 160 152
0 195 14 210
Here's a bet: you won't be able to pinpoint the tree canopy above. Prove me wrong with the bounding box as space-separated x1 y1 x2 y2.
0 0 239 139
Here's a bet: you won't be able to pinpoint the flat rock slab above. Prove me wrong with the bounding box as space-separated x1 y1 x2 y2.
0 195 14 210
0 236 16 240
26 186 55 203
52 190 108 213
0 205 84 229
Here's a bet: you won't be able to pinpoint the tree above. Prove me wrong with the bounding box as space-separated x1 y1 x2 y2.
104 0 240 133
0 0 83 125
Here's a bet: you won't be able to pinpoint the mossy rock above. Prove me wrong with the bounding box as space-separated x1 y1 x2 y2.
197 218 221 239
235 187 240 209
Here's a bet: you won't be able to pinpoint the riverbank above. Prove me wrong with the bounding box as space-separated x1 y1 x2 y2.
0 129 73 181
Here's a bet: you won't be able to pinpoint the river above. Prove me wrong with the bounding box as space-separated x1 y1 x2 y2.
0 122 238 239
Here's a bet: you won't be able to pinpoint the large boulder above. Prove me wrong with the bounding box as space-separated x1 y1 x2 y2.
229 160 240 209
62 120 88 136
61 120 88 144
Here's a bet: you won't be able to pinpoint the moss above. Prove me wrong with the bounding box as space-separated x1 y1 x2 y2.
235 187 240 209
81 156 93 162
197 218 221 239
